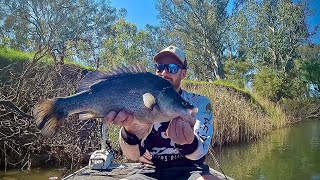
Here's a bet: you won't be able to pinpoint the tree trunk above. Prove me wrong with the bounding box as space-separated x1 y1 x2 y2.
96 57 100 70
211 55 225 80
214 58 225 80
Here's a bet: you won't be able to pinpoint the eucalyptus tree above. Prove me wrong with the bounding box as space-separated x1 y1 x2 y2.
299 44 320 97
102 19 151 69
144 24 186 69
156 0 230 80
0 0 118 102
232 0 310 73
0 0 117 66
230 0 313 100
144 25 176 59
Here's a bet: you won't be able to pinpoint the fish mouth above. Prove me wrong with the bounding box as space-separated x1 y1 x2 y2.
177 107 198 126
179 107 198 117
187 107 198 117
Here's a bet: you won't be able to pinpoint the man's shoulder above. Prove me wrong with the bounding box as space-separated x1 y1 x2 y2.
182 90 211 104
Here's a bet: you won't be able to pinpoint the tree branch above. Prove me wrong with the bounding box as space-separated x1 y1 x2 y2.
0 100 33 119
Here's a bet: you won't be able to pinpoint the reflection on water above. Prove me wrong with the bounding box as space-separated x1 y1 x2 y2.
0 168 63 180
207 120 320 180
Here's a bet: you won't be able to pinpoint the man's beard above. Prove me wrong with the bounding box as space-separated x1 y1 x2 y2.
164 77 173 84
166 78 180 90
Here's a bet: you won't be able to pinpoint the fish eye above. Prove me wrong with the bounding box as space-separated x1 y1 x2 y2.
182 101 187 106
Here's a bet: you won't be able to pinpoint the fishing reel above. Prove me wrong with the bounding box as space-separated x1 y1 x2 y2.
88 149 114 170
88 123 114 170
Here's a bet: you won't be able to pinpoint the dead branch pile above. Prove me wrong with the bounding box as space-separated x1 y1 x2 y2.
281 98 320 123
0 62 101 171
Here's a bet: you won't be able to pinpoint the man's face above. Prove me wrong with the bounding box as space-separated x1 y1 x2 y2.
155 55 187 91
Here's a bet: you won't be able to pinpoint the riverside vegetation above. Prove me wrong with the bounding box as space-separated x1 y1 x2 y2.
1 48 319 175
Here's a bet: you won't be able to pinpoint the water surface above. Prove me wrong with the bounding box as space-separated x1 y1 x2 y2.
0 168 62 180
207 120 320 180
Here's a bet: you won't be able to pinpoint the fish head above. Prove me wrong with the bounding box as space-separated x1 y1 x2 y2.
154 86 198 123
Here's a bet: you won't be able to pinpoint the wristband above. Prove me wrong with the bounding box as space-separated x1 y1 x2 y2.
120 127 141 145
175 135 199 155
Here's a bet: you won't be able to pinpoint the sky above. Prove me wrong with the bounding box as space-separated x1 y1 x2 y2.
110 0 320 44
111 0 160 29
307 0 320 44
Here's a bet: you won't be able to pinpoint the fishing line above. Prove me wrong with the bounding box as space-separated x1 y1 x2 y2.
209 148 229 180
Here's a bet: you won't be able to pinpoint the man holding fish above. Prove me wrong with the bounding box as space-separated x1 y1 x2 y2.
104 46 217 180
33 45 216 179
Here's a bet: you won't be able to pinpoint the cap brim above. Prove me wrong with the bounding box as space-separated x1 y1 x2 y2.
153 51 184 65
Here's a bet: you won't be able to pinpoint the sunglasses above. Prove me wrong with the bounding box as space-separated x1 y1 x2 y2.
154 63 186 74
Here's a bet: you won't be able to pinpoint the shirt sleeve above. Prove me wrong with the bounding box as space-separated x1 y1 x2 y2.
184 96 214 160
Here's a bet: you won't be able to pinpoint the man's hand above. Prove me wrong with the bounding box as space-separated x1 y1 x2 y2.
104 110 134 127
103 110 150 138
166 117 195 145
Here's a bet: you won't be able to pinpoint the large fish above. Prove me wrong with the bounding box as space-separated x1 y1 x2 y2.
33 66 198 142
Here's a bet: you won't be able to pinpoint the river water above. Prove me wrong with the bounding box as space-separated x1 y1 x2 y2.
207 120 320 180
0 168 62 180
1 120 319 180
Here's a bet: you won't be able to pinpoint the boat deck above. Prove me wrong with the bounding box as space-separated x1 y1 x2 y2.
62 163 234 180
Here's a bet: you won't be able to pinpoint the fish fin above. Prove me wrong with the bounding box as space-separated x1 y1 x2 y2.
41 116 61 138
78 112 99 120
143 93 157 110
32 99 66 137
111 65 146 74
76 65 146 93
76 70 109 93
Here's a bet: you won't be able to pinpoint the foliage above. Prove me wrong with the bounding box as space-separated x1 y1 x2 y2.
253 63 309 102
182 83 273 145
0 60 102 170
156 0 230 80
0 48 34 79
0 48 33 64
102 19 151 69
253 68 285 102
301 61 320 96
0 0 118 66
224 59 254 88
232 0 310 73
144 25 175 57
298 45 320 97
253 95 287 128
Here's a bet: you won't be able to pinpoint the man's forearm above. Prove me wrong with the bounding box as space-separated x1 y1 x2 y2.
119 136 141 161
119 127 144 161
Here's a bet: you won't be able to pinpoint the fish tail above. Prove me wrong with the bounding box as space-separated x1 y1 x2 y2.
33 98 66 137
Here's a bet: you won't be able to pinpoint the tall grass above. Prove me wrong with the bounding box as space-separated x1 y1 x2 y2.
253 96 287 128
0 48 34 62
182 80 287 146
0 47 94 71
